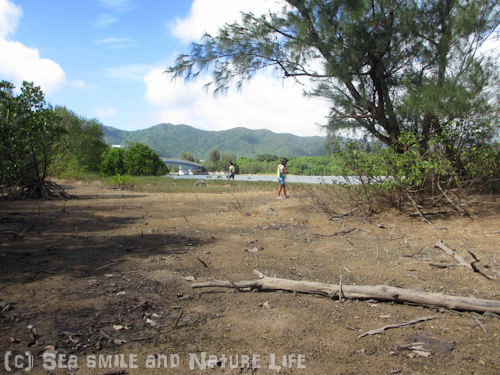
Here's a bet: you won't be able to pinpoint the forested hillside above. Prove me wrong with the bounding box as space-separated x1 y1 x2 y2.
103 123 326 159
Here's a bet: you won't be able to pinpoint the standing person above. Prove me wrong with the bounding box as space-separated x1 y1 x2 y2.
228 163 235 180
277 158 290 199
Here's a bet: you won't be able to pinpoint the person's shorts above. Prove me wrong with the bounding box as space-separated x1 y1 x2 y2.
279 179 285 186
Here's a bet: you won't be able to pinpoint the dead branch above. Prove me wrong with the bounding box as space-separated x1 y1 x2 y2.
173 307 183 328
434 240 477 272
408 211 452 217
428 263 460 269
0 231 24 239
436 182 473 218
358 316 439 338
407 193 433 225
329 207 359 219
312 228 358 236
191 270 500 314
0 215 25 223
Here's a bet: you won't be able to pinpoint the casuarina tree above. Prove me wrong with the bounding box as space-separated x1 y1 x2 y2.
166 0 500 177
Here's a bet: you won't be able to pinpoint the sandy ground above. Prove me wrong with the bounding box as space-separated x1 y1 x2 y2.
1 180 500 375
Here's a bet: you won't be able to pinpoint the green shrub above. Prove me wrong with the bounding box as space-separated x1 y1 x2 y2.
106 174 138 190
125 143 168 176
100 147 127 176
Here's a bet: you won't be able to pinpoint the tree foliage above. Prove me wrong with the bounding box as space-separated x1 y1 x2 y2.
203 151 238 172
180 151 199 163
100 147 127 176
208 148 221 162
51 106 109 177
125 142 168 176
99 143 168 177
166 0 500 184
0 81 70 199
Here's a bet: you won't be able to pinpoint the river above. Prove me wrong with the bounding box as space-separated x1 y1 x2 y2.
169 174 353 184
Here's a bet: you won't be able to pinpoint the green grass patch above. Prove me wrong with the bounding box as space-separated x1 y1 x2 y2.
73 174 276 194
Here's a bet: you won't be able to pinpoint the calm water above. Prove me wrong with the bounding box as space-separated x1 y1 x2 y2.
169 174 353 184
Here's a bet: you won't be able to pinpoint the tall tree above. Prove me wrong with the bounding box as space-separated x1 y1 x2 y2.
52 106 109 176
166 0 500 167
124 143 168 176
208 148 221 162
0 81 69 199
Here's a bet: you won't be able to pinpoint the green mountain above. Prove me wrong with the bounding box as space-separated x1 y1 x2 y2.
103 123 327 159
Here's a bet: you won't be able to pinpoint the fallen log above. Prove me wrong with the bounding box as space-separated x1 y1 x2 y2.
191 270 500 314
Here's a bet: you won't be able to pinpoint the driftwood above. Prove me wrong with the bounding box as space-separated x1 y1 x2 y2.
434 240 478 272
191 270 500 314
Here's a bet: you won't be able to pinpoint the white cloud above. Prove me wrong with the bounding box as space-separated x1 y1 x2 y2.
0 38 66 93
144 67 207 107
169 0 283 44
160 109 193 126
92 14 118 29
193 75 329 136
143 67 329 137
0 0 78 94
159 0 328 137
0 0 21 39
95 107 118 118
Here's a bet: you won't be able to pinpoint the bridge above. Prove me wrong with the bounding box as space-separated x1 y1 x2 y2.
161 158 206 175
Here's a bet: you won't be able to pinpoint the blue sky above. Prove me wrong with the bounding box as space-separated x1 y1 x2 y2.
0 0 331 137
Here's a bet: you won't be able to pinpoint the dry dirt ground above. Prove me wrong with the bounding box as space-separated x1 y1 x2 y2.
1 181 500 375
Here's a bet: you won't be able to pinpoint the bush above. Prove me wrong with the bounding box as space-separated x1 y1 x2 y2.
125 143 168 176
306 134 500 216
100 148 127 176
106 174 138 190
99 143 168 177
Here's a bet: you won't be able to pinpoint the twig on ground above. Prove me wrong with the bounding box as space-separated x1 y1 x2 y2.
473 316 488 334
434 240 477 272
358 316 439 338
339 275 343 303
196 257 208 268
436 182 474 218
407 193 433 225
261 335 274 347
312 228 358 236
388 225 397 241
0 231 23 238
173 308 183 328
428 263 460 269
95 262 116 272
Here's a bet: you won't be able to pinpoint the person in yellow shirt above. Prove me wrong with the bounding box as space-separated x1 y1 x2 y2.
277 158 290 199
228 163 235 180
